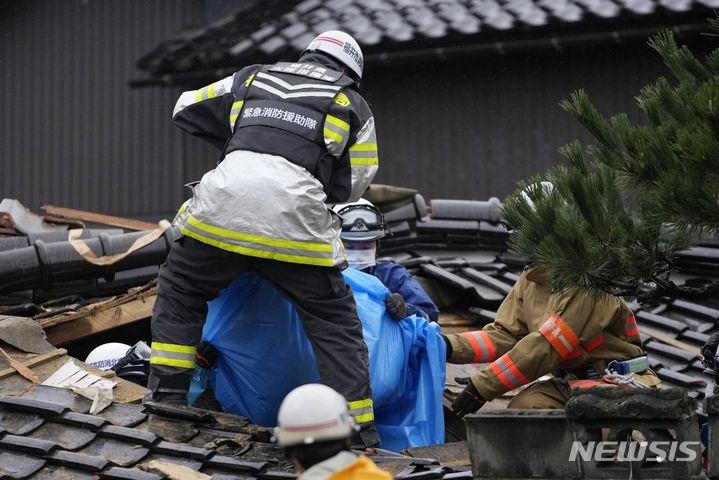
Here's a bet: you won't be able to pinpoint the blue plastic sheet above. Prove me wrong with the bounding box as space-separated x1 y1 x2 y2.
195 268 446 451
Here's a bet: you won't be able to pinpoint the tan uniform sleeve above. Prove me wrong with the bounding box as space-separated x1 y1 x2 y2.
446 282 528 363
471 286 630 402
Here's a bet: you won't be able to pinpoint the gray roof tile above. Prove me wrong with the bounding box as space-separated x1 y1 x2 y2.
0 449 46 478
134 0 716 80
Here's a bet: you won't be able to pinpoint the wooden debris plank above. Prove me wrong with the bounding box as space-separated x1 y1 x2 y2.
39 283 156 329
640 325 702 356
0 348 67 381
44 294 155 346
41 204 159 231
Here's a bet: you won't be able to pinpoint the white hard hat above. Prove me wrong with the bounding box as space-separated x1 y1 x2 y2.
305 31 364 79
274 384 355 447
85 342 131 370
332 199 386 242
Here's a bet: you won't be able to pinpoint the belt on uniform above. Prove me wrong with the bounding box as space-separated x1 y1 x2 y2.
553 365 602 380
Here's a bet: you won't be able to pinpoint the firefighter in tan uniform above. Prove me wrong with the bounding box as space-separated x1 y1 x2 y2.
448 266 660 416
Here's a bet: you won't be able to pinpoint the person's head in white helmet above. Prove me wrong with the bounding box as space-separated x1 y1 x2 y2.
301 31 364 83
274 384 356 473
332 199 386 271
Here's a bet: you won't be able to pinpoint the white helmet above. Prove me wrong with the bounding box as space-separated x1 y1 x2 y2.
274 384 355 447
332 198 386 242
85 342 131 370
305 31 364 79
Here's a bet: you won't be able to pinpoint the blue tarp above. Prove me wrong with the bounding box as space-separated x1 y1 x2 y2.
194 268 446 452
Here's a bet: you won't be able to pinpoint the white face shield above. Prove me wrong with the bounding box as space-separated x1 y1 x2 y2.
344 241 377 271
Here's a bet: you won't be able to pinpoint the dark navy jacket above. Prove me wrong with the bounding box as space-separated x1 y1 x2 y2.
365 261 440 322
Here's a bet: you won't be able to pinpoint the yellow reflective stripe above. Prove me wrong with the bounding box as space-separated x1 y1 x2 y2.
194 83 218 102
349 144 377 152
324 127 343 143
351 158 378 166
150 357 195 369
186 216 333 253
245 73 256 87
181 228 335 267
230 101 244 124
325 114 350 132
151 342 196 354
353 413 375 424
178 203 187 214
348 398 373 410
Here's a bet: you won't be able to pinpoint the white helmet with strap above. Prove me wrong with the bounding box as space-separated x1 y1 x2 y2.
305 31 364 79
274 384 356 447
332 198 387 242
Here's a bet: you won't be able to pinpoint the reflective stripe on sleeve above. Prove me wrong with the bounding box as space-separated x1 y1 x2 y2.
195 82 218 102
462 331 497 363
324 114 350 155
490 354 530 390
625 315 639 337
324 127 343 143
348 398 373 409
349 143 378 166
325 114 350 132
348 398 374 424
150 342 196 369
539 313 581 359
584 333 606 351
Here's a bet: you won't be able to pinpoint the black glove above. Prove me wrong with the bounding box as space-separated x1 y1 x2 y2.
385 293 409 320
195 341 218 369
451 377 486 417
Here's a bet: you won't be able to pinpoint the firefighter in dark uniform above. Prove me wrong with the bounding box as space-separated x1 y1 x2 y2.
148 31 381 447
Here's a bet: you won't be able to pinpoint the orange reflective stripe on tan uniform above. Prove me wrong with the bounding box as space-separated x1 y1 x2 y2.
584 333 606 351
539 313 581 359
490 354 530 390
625 315 640 337
462 331 497 363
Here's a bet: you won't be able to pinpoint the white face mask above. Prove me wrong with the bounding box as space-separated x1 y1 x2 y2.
346 245 377 271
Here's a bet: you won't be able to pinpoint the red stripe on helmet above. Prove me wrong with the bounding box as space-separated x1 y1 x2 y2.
282 418 342 432
315 36 345 47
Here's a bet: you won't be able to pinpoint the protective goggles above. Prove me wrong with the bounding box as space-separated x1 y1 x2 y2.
336 204 387 240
